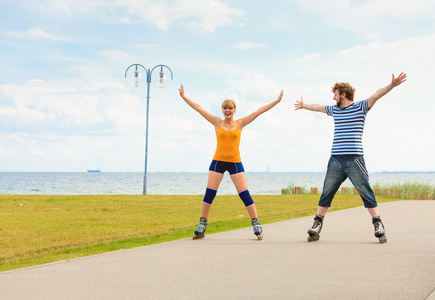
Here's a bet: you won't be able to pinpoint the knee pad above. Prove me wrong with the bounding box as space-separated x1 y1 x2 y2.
239 190 254 207
203 188 217 204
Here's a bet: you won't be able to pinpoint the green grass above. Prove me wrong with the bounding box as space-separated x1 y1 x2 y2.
0 194 403 272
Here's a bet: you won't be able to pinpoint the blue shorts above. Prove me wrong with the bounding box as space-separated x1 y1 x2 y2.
209 160 245 175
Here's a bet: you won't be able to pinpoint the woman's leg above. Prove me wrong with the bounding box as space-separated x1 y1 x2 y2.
200 171 224 218
230 172 258 219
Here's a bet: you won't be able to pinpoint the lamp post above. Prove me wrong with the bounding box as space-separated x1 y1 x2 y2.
124 63 173 195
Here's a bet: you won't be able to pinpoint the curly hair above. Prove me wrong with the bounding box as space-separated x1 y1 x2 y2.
331 82 355 101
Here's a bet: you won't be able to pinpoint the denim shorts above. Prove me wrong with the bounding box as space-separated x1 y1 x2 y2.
318 155 377 208
209 160 245 175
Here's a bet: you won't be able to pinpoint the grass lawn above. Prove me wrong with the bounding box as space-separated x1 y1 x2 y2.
0 194 399 272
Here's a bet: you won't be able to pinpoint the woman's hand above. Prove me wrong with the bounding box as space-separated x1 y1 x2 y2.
179 84 186 98
277 90 284 102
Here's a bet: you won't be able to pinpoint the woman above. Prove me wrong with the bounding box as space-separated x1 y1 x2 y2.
179 84 283 240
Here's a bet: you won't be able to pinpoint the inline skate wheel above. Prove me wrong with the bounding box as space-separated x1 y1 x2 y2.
193 233 205 240
378 235 387 244
307 234 320 242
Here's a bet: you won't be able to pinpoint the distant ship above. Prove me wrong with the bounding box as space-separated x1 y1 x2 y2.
87 169 101 173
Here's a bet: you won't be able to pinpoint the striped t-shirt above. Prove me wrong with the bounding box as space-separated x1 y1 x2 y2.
325 100 369 155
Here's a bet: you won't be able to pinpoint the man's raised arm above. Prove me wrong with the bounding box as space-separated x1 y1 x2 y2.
294 96 327 114
367 72 407 109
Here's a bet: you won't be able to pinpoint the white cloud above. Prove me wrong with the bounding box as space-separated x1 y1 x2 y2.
179 0 245 32
27 0 245 32
3 33 433 172
2 27 64 40
226 73 281 101
268 12 294 31
135 44 161 49
232 42 266 50
289 0 435 39
222 35 434 172
1 1 434 173
299 53 321 61
0 76 142 135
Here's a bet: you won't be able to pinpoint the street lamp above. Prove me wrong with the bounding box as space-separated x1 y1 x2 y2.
124 63 174 195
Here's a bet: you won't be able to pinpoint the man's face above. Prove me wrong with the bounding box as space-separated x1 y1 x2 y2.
333 90 345 107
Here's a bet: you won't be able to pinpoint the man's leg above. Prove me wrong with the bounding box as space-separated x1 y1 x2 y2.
347 156 387 243
316 206 329 216
367 207 380 218
317 156 347 213
346 156 378 212
308 156 346 242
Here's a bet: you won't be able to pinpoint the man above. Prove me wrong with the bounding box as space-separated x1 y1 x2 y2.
294 72 407 243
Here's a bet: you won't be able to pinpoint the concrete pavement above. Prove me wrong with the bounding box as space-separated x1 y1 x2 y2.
1 200 434 299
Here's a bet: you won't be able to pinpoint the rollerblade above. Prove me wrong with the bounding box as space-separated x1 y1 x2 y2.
372 216 387 244
307 214 324 242
193 217 207 240
251 218 263 240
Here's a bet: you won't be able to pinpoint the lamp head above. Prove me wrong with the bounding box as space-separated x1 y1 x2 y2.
155 66 169 88
130 66 144 88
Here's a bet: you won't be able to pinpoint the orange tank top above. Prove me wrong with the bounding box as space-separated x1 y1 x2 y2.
213 122 242 163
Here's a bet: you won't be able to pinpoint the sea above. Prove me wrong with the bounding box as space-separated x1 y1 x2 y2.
0 172 434 195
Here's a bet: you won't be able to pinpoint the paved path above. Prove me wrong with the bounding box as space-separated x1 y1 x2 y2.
1 200 435 300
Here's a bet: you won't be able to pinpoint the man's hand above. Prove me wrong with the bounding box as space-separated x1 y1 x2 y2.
392 72 407 87
294 96 304 110
294 97 327 113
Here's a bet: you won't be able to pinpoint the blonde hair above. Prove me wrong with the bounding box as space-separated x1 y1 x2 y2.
221 99 236 109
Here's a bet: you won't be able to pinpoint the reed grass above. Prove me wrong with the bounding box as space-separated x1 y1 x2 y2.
286 181 435 198
372 181 435 199
0 194 402 272
286 182 309 194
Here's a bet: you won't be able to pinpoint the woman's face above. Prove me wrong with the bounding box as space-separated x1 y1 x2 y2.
222 106 236 119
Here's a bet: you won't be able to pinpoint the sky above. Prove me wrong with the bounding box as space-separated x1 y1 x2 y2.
0 0 434 173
